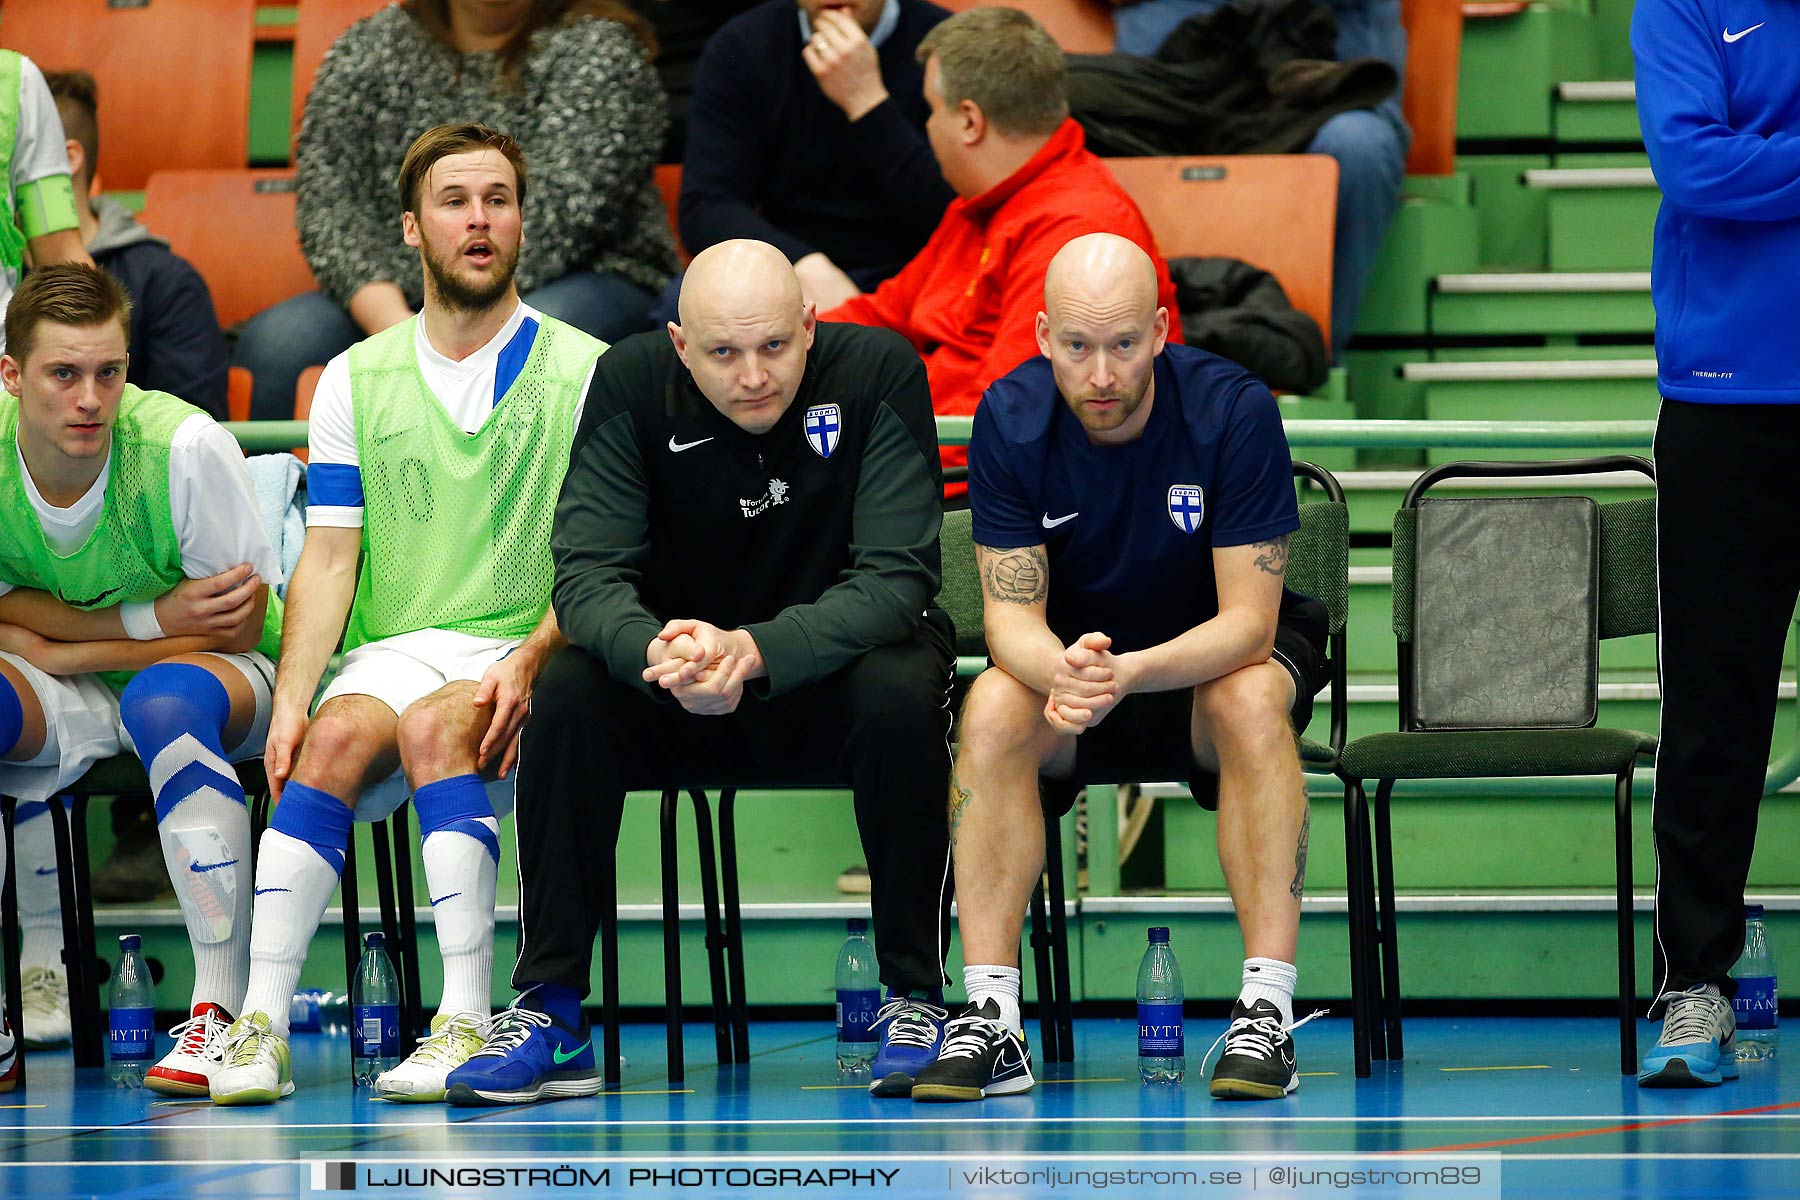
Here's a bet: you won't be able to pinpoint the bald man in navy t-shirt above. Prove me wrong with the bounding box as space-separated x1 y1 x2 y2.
908 234 1328 1106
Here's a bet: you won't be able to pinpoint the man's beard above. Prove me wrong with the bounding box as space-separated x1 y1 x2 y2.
423 237 519 313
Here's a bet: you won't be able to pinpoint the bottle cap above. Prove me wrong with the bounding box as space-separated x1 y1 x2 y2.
119 934 141 953
1148 927 1170 944
364 932 386 949
846 917 868 935
1745 904 1766 920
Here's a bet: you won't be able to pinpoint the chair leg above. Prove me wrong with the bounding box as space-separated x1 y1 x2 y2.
686 790 732 1066
388 804 423 1046
70 796 106 1068
1043 810 1075 1062
658 789 684 1085
601 848 622 1090
1027 880 1058 1063
3 796 26 1089
718 789 750 1063
1615 769 1638 1076
1372 778 1403 1060
1340 778 1372 1078
371 817 401 970
45 798 101 1067
341 831 363 995
1350 780 1385 1062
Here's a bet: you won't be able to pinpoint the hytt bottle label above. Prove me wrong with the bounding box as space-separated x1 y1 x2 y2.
1138 1002 1185 1055
110 1008 155 1062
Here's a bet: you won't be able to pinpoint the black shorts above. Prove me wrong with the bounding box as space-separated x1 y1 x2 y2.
1042 595 1332 815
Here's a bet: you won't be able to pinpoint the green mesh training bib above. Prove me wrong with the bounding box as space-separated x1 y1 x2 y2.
0 386 285 689
342 314 600 649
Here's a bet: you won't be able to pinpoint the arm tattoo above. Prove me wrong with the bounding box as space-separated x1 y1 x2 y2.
1252 534 1291 577
949 774 974 849
981 546 1050 605
1289 802 1310 900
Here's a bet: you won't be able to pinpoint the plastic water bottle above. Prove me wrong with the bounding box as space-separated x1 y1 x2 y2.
108 934 156 1088
1137 926 1186 1084
1730 905 1779 1061
834 918 879 1070
350 933 401 1086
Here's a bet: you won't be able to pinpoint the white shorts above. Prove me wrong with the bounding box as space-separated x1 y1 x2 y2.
0 650 275 805
315 628 520 822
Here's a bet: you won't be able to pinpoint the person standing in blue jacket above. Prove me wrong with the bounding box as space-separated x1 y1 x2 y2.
1633 0 1800 1089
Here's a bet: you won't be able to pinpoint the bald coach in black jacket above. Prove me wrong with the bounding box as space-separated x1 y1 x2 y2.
511 240 953 1059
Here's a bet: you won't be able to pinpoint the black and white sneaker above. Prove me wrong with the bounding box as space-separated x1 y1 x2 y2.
1207 999 1321 1100
909 1000 1035 1102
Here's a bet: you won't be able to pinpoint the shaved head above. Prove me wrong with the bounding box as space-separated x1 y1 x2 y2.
1043 233 1159 323
670 239 816 434
678 239 805 331
1035 233 1170 444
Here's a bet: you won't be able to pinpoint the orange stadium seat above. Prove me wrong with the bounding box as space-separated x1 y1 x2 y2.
291 0 390 138
1105 154 1339 352
1 0 256 190
933 0 1115 53
1402 0 1463 176
654 162 687 263
140 169 316 331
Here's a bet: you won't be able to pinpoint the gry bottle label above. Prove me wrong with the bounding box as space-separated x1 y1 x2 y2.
110 1008 155 1062
353 1003 400 1057
1734 977 1779 1031
1138 1002 1185 1055
836 988 880 1043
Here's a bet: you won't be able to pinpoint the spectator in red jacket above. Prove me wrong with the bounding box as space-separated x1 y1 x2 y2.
823 6 1179 485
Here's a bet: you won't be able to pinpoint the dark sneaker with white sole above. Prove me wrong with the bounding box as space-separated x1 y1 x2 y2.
910 999 1034 1102
1208 999 1309 1100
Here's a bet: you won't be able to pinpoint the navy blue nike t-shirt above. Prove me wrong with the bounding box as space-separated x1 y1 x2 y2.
968 343 1299 654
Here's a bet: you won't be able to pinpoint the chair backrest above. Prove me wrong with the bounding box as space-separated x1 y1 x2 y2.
936 506 986 657
3 0 257 190
140 169 316 329
930 0 1115 53
1291 502 1350 638
1401 0 1463 177
291 0 391 136
1390 458 1658 729
1104 155 1338 352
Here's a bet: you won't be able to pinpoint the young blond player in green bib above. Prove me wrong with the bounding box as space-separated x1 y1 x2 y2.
0 265 283 1095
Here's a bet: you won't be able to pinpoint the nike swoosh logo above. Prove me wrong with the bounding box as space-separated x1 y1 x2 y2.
1724 22 1763 41
430 893 462 906
254 887 292 896
552 1042 589 1065
1041 512 1079 529
33 867 58 876
190 859 239 874
668 436 714 453
59 585 121 608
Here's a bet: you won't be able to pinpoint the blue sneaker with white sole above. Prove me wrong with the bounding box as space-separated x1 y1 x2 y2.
1639 984 1739 1088
868 991 948 1097
445 1004 602 1106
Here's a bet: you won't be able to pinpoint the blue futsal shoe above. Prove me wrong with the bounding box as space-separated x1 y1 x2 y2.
868 991 949 1097
445 1004 602 1106
1639 984 1739 1088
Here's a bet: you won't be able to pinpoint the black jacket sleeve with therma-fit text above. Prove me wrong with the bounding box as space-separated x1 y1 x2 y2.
550 323 944 698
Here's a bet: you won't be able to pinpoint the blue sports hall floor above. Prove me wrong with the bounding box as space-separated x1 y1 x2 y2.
3 1015 1796 1199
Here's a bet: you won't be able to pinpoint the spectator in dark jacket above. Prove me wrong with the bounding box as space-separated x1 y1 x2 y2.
45 71 229 418
1111 0 1408 352
673 0 955 314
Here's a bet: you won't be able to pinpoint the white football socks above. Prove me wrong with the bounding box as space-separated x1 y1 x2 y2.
963 965 1023 1036
239 828 344 1039
1241 956 1298 1026
421 818 499 1019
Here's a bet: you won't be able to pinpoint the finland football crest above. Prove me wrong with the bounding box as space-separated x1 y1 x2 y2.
1168 485 1205 533
804 405 841 459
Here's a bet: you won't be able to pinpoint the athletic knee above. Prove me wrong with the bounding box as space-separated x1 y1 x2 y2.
118 661 230 745
293 707 384 796
1195 666 1292 742
957 669 1050 768
395 695 471 780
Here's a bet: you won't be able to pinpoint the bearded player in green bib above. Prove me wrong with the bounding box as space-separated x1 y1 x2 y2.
209 125 604 1106
0 264 283 1096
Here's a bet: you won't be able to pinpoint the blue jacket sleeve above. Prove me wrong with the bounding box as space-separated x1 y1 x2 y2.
137 254 231 418
1632 0 1800 221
